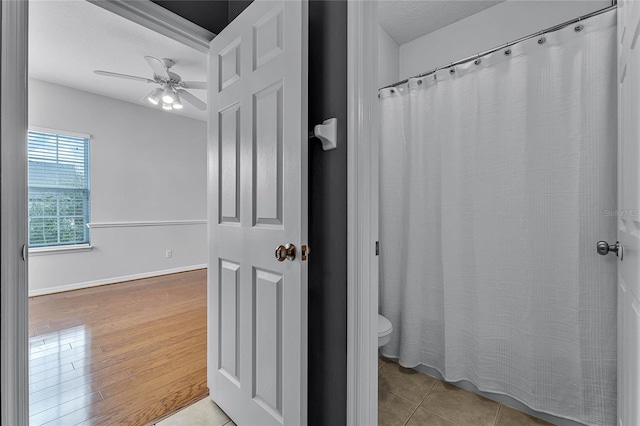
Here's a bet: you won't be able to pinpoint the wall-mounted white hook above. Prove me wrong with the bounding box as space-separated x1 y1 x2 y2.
310 118 337 151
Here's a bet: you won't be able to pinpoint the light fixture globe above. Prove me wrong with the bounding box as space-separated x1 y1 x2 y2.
162 86 175 104
162 102 173 110
172 94 183 110
147 88 162 105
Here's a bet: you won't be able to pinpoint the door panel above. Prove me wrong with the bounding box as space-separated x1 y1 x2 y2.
617 1 640 425
254 7 283 70
254 82 283 227
219 39 241 91
219 259 240 382
253 268 283 416
219 104 241 225
208 1 308 425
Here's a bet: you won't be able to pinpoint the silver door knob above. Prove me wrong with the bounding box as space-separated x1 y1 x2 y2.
275 244 296 262
596 240 623 260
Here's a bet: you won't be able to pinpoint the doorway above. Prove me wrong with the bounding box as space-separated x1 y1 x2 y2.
350 0 636 426
1 1 213 424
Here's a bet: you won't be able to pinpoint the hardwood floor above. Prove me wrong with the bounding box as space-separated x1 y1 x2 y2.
28 269 208 426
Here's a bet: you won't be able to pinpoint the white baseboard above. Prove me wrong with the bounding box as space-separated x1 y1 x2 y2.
28 264 208 297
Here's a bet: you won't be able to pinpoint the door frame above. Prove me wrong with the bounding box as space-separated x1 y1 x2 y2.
0 2 211 424
346 1 379 425
1 0 29 424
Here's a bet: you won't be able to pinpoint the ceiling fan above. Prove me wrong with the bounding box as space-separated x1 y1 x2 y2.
93 56 207 111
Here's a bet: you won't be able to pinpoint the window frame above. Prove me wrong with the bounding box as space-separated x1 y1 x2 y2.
27 126 92 251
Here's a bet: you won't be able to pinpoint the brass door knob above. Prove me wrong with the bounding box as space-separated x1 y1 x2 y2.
275 244 296 262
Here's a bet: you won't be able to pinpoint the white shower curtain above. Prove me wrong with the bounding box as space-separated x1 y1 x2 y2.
379 10 617 426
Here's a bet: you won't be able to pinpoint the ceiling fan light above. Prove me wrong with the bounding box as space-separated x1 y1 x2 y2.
147 88 162 105
162 86 175 104
162 102 173 110
173 97 183 110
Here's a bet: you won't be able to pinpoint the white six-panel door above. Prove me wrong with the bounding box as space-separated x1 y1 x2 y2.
617 1 640 425
207 1 308 425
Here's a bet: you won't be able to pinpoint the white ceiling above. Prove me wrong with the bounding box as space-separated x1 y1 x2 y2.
29 0 208 121
379 0 506 45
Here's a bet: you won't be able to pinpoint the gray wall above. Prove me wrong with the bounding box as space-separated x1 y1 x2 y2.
307 1 348 424
228 0 253 22
150 0 229 34
150 0 269 32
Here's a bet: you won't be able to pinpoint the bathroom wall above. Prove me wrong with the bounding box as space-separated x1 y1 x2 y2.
378 25 399 88
28 79 207 295
307 1 349 424
399 0 611 80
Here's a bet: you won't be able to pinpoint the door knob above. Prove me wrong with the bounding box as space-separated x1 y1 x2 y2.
275 244 296 262
596 240 623 260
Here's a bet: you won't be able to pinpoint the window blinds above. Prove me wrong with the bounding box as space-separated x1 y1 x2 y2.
28 130 90 247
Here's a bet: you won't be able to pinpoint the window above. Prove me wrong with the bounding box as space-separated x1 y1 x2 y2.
28 129 90 248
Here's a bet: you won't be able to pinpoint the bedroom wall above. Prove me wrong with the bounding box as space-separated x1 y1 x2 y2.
28 79 207 295
399 0 611 80
378 25 399 88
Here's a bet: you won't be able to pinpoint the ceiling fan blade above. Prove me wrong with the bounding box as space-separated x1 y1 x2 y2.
181 81 207 90
144 56 170 79
94 70 153 83
178 89 207 110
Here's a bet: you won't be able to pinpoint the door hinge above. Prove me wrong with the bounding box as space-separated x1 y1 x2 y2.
375 241 379 256
22 244 27 261
301 245 309 261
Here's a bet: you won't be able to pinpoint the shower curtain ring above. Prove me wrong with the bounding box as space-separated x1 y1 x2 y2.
433 67 438 80
538 30 546 44
474 54 481 65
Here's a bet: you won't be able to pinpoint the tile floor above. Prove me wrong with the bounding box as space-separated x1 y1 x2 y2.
155 397 235 426
378 357 555 426
157 359 554 426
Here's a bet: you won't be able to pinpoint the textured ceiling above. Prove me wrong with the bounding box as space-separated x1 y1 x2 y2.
379 0 506 45
29 0 208 121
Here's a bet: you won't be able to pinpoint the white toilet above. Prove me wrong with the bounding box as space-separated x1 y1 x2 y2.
378 314 393 347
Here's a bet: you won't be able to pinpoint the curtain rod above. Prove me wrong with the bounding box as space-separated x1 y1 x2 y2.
380 3 617 90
